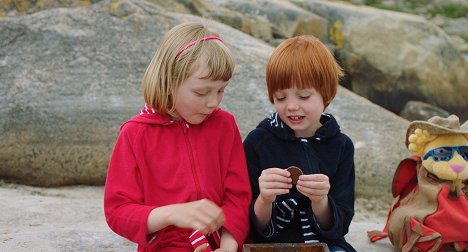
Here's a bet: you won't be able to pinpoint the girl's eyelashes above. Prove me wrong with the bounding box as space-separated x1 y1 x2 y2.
195 88 225 96
299 95 310 100
195 91 208 96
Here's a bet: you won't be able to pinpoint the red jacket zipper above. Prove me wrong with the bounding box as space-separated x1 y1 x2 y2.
183 122 202 200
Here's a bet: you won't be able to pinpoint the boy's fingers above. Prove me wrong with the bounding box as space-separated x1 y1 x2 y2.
262 181 292 189
299 174 328 182
260 174 292 184
263 168 290 177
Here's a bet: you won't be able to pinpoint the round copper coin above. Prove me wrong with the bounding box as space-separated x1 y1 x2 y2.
286 166 303 185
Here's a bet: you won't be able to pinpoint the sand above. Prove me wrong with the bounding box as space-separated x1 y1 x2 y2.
0 182 394 251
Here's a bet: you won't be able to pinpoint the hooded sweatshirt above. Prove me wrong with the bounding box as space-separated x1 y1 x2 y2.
243 112 355 251
104 107 251 251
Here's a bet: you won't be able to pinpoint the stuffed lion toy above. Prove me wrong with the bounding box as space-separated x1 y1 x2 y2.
369 115 468 251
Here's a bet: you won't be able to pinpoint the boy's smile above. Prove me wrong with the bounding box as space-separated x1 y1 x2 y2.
288 115 305 123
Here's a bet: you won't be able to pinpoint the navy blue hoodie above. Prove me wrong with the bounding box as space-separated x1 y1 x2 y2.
243 112 356 251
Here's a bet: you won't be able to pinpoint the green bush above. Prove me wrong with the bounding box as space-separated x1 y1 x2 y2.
429 4 468 19
0 0 102 16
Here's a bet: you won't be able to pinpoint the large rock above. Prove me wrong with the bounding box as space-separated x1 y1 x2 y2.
0 0 409 200
399 100 451 121
328 87 410 200
156 0 327 43
0 0 270 187
296 0 468 120
207 0 329 41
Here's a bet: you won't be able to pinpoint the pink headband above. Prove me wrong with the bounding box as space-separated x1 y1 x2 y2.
175 35 223 58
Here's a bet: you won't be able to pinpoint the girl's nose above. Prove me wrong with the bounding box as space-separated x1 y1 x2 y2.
206 95 220 108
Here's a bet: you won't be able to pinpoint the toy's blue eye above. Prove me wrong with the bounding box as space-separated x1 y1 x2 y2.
423 146 468 162
434 147 452 160
460 146 468 160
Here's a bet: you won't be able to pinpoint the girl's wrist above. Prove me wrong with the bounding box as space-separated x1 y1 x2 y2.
158 204 175 224
147 205 173 234
219 246 236 252
219 229 238 252
220 241 237 252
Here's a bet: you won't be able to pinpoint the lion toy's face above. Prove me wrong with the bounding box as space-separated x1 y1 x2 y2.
421 134 468 181
408 129 468 182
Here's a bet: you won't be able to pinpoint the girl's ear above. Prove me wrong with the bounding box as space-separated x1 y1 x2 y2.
166 93 176 115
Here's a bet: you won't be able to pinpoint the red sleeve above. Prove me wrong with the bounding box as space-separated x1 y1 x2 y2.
103 125 155 245
221 118 252 249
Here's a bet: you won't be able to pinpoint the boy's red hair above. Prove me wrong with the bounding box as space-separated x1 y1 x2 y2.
266 36 343 108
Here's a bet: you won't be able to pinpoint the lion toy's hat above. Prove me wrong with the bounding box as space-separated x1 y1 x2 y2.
405 115 468 147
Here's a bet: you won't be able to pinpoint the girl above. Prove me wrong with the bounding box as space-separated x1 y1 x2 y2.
244 36 356 251
104 22 251 252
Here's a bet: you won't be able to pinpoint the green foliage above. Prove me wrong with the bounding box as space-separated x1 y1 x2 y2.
0 0 102 15
1 0 35 15
340 0 467 19
366 2 403 12
403 0 433 9
429 4 468 19
329 20 345 49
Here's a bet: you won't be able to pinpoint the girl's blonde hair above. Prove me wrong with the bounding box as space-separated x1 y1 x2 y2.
266 35 343 109
142 22 234 115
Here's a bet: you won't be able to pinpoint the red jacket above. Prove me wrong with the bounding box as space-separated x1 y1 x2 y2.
104 108 251 251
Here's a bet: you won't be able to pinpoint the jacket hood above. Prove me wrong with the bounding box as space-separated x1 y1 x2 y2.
121 104 220 129
258 112 341 141
120 104 172 130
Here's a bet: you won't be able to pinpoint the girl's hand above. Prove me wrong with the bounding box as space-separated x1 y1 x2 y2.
194 244 208 252
169 199 225 234
214 249 230 252
193 245 229 252
258 168 292 203
297 174 330 203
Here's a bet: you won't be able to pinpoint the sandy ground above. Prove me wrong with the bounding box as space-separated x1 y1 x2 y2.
0 182 394 251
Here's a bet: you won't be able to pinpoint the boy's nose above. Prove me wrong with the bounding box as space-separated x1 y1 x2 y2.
287 102 299 111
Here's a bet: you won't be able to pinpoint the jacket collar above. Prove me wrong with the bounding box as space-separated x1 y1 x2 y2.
258 112 341 141
120 104 219 129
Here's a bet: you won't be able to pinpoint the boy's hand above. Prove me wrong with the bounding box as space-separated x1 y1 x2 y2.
258 168 292 203
169 199 225 234
296 174 330 203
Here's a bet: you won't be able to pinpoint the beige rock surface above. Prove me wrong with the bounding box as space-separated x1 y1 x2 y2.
0 183 394 251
